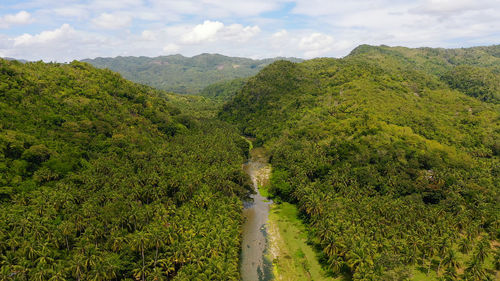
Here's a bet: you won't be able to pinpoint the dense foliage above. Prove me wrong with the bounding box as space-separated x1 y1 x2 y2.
0 59 250 280
199 78 247 101
350 44 500 103
83 54 302 95
221 45 500 280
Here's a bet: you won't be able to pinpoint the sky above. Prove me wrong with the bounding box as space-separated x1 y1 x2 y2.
0 0 499 62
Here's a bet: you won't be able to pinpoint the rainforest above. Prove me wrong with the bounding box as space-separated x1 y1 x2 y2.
1 44 499 281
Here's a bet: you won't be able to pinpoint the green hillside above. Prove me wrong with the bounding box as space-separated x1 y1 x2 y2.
221 45 500 280
199 78 248 101
82 54 302 95
0 59 249 280
350 44 500 103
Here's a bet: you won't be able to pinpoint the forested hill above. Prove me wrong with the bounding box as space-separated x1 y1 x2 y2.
82 54 302 95
0 58 250 280
349 44 500 103
221 45 500 280
2 57 28 63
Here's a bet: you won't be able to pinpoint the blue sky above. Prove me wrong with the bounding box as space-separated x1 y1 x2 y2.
1 0 499 61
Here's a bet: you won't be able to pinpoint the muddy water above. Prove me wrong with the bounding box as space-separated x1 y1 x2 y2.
240 147 273 281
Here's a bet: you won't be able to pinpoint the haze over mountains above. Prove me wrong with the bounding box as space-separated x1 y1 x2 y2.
82 54 302 95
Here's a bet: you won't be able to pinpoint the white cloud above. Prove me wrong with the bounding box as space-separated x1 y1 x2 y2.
287 0 500 52
181 20 260 44
149 0 284 18
89 0 144 10
412 0 498 15
163 43 180 54
272 30 288 38
299 33 334 58
0 11 32 28
2 0 500 61
52 6 88 19
14 23 75 46
181 20 224 43
92 13 132 30
141 30 157 41
292 0 380 17
219 24 261 43
4 24 110 62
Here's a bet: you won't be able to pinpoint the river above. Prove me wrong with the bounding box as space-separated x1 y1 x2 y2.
240 147 273 281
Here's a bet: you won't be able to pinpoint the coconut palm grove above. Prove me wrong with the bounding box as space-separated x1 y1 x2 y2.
0 44 499 280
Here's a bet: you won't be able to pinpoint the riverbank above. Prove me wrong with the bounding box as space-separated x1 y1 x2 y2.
240 147 273 281
241 146 340 281
254 156 337 281
263 190 338 281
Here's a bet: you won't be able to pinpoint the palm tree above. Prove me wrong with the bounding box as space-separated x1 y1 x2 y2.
458 237 472 254
88 259 116 281
147 266 166 281
327 256 344 275
345 243 374 274
157 258 175 276
494 247 500 270
436 236 451 274
110 236 126 253
439 249 460 275
70 254 86 281
31 264 51 281
133 265 150 281
303 193 324 217
441 266 459 281
129 231 152 281
59 221 74 252
463 257 488 281
22 240 38 261
148 226 165 266
48 267 66 281
0 265 13 281
35 243 54 268
83 249 99 270
473 237 490 263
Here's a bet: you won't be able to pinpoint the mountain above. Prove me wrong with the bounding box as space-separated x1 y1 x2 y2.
82 54 302 95
198 77 248 101
221 45 500 280
350 44 500 103
0 58 250 280
2 57 28 63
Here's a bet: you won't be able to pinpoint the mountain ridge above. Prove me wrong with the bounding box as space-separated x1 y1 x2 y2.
82 53 303 95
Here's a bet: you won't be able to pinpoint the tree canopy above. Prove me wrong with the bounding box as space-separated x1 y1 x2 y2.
83 54 302 95
221 45 500 280
0 59 250 280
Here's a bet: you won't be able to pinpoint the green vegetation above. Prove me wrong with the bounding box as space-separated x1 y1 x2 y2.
441 65 500 103
199 78 248 101
269 202 337 281
2 44 499 280
83 54 302 95
221 45 500 280
350 44 500 103
0 59 250 280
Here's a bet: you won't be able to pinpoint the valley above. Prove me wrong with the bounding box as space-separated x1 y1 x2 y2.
222 45 500 280
1 44 499 281
83 54 302 95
